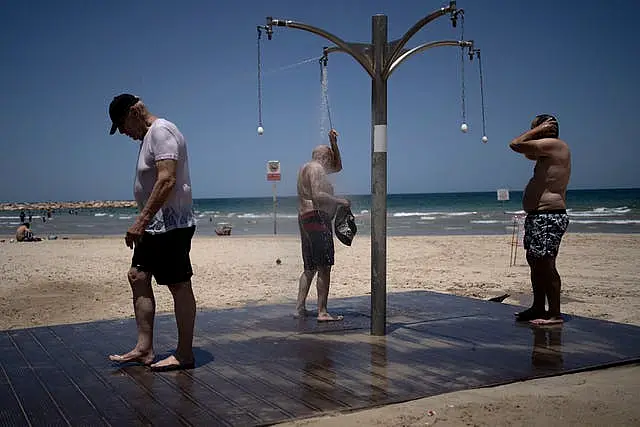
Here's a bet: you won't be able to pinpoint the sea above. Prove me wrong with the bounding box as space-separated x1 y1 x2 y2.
1 189 638 238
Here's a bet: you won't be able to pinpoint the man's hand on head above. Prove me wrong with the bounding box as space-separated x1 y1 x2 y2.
329 129 338 143
530 118 558 140
539 120 558 137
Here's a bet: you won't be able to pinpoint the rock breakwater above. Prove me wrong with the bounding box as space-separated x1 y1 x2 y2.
0 200 138 212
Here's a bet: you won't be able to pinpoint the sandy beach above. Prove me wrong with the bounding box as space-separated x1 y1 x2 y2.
1 232 639 425
1 233 638 329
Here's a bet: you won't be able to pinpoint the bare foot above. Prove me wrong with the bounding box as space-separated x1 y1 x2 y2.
515 307 548 322
317 313 344 322
529 316 564 326
293 308 312 318
150 354 195 372
109 349 154 365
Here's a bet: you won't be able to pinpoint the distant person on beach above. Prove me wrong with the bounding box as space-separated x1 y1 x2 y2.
19 210 25 223
15 223 41 242
509 114 571 326
296 129 350 322
106 93 197 371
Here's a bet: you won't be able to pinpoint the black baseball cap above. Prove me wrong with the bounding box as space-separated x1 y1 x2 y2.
108 93 139 135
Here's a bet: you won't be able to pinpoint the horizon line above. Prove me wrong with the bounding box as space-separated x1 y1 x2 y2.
1 186 638 205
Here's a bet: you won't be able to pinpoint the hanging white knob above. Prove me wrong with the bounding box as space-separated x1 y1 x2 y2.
482 136 488 143
257 126 264 136
460 123 468 133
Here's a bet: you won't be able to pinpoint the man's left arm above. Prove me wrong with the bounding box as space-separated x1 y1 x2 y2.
137 159 177 226
126 160 177 247
509 122 560 160
126 125 179 248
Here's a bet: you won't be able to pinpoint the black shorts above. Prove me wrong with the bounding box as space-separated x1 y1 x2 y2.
299 211 334 271
131 226 195 286
524 210 569 258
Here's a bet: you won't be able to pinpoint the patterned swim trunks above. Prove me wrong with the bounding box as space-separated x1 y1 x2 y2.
524 209 569 258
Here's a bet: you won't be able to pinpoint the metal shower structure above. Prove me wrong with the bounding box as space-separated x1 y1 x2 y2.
258 1 483 336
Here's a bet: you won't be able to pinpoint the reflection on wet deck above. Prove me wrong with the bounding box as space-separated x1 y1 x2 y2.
1 291 640 426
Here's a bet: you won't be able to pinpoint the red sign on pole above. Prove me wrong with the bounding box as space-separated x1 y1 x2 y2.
266 160 281 181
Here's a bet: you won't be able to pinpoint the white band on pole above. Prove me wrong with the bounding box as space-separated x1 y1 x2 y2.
373 124 387 153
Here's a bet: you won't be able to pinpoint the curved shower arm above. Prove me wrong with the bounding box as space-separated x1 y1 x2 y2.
386 40 473 78
386 1 458 71
267 17 374 78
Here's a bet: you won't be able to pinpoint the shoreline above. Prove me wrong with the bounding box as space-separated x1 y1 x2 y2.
1 230 638 240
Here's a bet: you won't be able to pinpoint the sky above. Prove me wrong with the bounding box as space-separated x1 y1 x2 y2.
1 0 638 202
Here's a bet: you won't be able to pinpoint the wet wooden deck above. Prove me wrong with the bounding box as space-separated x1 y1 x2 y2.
2 290 640 426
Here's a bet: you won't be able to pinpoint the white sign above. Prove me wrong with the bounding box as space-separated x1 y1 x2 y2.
516 215 526 246
266 160 281 181
497 188 510 201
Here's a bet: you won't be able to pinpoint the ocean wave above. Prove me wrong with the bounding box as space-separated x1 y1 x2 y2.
392 211 477 218
235 213 299 219
237 213 272 219
470 220 502 224
118 216 133 220
0 216 20 220
196 210 220 217
94 213 108 217
568 207 631 217
571 219 639 225
2 222 22 227
420 216 436 220
446 211 478 217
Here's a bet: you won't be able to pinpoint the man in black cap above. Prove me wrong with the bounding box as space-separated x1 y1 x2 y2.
107 94 197 371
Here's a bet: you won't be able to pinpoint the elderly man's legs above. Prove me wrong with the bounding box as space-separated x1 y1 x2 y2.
108 267 156 365
295 269 316 317
150 280 196 369
317 266 343 322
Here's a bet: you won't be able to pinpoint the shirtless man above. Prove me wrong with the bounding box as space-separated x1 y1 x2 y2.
296 129 350 322
509 114 571 326
15 223 40 242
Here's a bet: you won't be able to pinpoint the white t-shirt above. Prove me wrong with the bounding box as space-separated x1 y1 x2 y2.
133 118 195 234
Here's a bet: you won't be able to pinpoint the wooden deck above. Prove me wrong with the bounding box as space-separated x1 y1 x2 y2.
2 290 640 426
